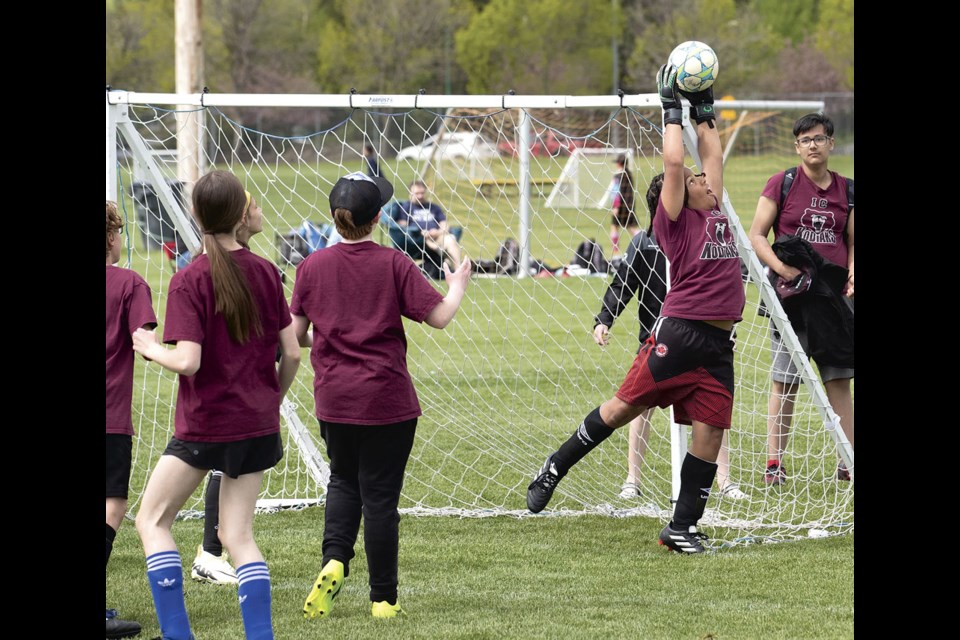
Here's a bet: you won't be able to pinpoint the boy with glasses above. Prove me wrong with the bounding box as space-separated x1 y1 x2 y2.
747 113 854 485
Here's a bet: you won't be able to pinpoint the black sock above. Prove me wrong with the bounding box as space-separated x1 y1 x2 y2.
672 453 718 528
203 471 223 556
106 522 117 568
553 407 615 475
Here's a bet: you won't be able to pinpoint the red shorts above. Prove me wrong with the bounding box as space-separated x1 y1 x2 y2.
615 317 735 428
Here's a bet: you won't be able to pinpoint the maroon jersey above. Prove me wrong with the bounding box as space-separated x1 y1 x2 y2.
654 198 745 321
762 167 851 269
163 249 292 443
291 241 443 425
106 265 157 435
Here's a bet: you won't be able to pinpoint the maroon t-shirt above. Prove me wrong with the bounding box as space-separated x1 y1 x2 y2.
290 241 444 425
106 265 157 435
762 167 851 269
654 198 745 321
163 249 292 442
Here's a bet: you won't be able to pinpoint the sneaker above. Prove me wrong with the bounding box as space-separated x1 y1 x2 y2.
526 454 563 513
837 461 851 481
106 609 142 639
763 462 786 486
718 483 747 500
618 481 640 499
658 522 709 554
371 601 405 618
303 559 345 620
191 545 238 585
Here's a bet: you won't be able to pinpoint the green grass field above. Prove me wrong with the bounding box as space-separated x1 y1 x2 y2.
108 510 853 639
111 126 854 638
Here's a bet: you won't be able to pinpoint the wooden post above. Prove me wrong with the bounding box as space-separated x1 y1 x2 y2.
175 0 203 199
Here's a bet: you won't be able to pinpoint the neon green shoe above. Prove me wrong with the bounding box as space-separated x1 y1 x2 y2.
371 600 405 618
303 559 344 620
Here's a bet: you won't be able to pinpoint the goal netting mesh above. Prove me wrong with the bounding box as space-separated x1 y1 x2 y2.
108 92 853 547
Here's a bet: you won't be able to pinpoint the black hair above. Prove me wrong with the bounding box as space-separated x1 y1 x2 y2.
645 171 691 233
645 173 663 235
793 113 834 137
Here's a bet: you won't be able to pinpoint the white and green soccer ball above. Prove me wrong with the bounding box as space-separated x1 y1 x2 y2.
668 41 719 93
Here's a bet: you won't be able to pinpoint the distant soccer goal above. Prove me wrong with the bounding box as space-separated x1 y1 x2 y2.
545 147 633 210
107 91 852 546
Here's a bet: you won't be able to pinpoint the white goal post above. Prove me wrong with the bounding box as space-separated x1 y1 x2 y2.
544 147 634 210
107 90 852 546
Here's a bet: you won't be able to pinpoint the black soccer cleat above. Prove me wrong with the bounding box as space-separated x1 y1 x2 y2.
526 454 563 513
658 522 709 554
106 609 142 639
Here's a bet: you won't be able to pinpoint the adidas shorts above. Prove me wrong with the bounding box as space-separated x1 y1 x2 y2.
616 317 735 429
106 434 133 499
162 432 283 478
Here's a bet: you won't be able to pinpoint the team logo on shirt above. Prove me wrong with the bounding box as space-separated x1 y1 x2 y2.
699 213 739 260
798 209 837 245
655 343 669 357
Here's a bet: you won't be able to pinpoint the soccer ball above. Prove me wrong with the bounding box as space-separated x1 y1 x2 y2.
668 41 719 93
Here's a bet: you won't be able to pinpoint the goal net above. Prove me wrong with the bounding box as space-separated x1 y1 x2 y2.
545 147 633 210
107 91 853 546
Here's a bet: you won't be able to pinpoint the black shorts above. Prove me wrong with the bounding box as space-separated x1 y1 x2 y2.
616 317 736 428
162 432 283 478
106 434 133 499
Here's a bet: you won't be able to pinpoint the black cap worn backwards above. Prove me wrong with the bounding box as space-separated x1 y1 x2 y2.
329 171 395 226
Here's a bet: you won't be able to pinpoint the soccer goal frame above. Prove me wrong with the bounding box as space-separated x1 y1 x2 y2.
544 147 634 210
107 90 851 546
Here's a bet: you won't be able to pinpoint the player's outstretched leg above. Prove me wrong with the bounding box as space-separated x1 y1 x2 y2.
527 407 615 512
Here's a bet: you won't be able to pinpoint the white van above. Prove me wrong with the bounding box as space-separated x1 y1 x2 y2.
396 131 498 160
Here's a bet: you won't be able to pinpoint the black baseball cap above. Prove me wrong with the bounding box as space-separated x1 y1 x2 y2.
329 171 394 226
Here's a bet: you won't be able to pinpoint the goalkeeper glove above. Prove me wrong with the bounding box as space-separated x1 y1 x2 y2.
657 64 682 127
678 86 716 128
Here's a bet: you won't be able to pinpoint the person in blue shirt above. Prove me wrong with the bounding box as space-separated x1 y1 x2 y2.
392 180 462 267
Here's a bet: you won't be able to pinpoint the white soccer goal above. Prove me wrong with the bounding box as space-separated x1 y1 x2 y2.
545 147 634 210
107 90 853 546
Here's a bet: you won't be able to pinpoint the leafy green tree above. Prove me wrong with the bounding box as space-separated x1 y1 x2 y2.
814 0 853 89
315 0 476 94
750 0 820 45
624 0 781 97
455 0 617 94
106 0 176 91
204 0 326 93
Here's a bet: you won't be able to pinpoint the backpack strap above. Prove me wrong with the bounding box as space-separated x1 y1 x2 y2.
778 166 798 213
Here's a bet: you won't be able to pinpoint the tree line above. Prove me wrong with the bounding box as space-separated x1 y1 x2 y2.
106 0 853 99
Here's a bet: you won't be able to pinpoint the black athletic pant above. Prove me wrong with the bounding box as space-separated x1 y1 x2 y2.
319 418 417 604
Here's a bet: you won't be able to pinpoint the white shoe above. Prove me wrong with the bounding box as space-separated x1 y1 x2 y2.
719 484 747 500
191 544 239 585
618 481 640 499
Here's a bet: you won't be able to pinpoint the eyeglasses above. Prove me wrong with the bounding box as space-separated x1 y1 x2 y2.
796 135 832 148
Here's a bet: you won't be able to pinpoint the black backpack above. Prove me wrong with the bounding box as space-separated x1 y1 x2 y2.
573 239 608 274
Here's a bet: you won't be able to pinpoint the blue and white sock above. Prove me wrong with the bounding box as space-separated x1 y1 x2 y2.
237 562 273 640
146 550 192 640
